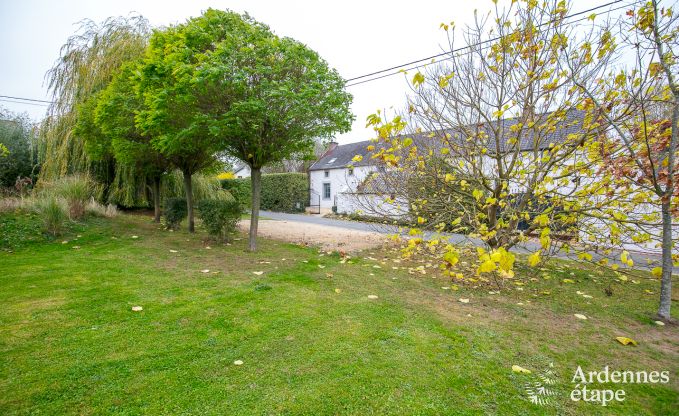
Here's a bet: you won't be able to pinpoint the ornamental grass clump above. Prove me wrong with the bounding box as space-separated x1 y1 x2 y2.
34 195 68 236
52 174 98 220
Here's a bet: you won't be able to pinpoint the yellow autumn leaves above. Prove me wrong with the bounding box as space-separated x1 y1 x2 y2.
476 247 515 278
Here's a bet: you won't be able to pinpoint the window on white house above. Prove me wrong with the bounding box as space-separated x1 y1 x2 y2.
324 170 329 178
348 168 354 176
323 183 331 199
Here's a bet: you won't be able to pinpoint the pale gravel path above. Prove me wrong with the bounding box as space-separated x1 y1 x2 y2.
254 211 671 270
239 218 386 252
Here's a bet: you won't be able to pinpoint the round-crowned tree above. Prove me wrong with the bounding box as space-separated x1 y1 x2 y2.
136 9 353 244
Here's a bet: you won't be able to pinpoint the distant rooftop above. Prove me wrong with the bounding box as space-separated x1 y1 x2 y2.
308 109 588 171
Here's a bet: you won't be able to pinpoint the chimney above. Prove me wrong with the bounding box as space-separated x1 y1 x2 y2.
320 141 338 159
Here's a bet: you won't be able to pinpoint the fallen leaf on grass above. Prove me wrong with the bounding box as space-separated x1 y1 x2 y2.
373 265 381 269
574 314 588 320
201 269 210 273
654 321 665 326
131 306 143 312
318 265 325 269
169 250 178 253
615 336 637 346
334 288 342 294
562 279 575 284
325 273 334 278
252 271 264 276
459 298 470 303
233 360 244 365
367 295 379 300
131 235 138 239
511 365 531 374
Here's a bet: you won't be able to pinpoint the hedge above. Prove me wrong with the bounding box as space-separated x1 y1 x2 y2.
221 173 308 213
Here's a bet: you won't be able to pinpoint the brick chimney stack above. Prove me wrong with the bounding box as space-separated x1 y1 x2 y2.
320 141 338 158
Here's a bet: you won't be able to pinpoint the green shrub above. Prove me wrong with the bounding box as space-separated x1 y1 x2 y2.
34 195 68 236
197 198 242 242
221 178 251 208
164 197 187 230
221 173 308 213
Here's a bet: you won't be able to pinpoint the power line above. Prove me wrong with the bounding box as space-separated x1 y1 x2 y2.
0 0 637 104
0 95 53 104
0 98 50 107
345 0 633 87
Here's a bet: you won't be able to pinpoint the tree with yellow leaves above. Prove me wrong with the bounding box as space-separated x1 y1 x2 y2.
566 0 678 321
361 0 622 284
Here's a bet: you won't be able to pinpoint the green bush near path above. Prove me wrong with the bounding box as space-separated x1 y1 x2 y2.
222 172 308 213
197 198 242 242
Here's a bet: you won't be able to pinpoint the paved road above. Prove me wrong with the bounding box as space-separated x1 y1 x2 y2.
259 211 668 270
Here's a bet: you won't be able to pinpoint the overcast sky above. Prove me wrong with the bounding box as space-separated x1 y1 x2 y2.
0 0 630 144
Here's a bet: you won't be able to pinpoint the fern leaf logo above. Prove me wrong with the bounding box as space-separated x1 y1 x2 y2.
524 363 557 406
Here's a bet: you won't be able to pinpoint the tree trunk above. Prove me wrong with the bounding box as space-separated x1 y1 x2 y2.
658 200 673 320
152 176 161 223
183 170 195 233
249 167 261 251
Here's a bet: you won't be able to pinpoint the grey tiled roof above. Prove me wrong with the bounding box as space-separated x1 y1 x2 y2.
309 109 587 171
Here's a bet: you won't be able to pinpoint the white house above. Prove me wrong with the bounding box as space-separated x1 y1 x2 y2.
308 142 376 214
307 111 675 254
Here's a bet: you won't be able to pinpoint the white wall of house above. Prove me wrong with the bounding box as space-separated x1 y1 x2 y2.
309 166 374 211
235 165 251 178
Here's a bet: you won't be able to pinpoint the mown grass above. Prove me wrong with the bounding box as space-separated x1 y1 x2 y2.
0 212 677 415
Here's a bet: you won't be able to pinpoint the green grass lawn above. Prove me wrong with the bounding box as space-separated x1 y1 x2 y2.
0 213 677 415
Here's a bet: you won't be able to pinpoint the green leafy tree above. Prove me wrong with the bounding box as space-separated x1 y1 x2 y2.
93 63 171 222
0 107 39 188
134 14 233 232
136 9 352 241
184 9 352 249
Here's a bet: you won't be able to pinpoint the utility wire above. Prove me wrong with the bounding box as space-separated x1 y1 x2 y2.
0 0 638 103
0 98 50 107
345 0 634 87
0 95 53 104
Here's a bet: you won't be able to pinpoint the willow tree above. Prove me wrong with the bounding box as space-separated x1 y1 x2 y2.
39 15 151 203
137 9 353 243
361 0 618 279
